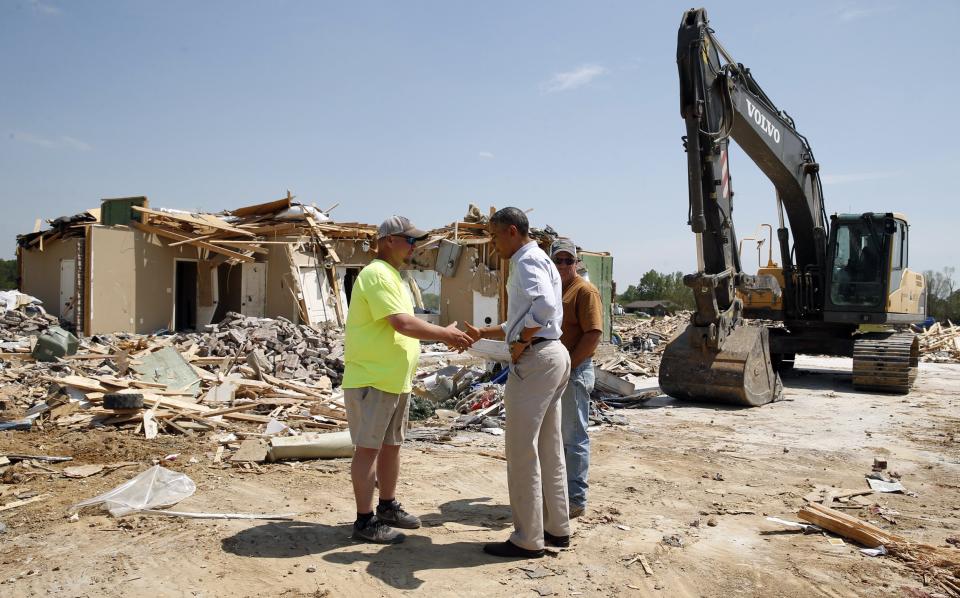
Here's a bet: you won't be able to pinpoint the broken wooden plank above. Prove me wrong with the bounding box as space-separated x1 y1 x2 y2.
0 493 50 512
3 454 73 463
42 375 106 392
131 205 255 237
130 221 255 263
228 194 293 218
798 502 905 548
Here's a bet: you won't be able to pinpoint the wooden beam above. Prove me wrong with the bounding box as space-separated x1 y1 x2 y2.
798 502 905 548
130 221 255 263
131 205 255 237
208 240 269 254
169 233 216 247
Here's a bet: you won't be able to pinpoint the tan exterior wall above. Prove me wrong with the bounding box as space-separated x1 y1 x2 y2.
87 226 137 333
20 238 81 319
265 244 300 322
88 225 207 335
438 246 501 327
331 239 376 266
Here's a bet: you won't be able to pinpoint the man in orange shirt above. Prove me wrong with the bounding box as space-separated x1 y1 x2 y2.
550 238 603 518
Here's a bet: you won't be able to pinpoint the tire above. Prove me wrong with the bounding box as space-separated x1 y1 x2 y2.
103 393 145 409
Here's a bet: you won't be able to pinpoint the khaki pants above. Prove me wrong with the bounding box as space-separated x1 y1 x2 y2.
504 340 571 550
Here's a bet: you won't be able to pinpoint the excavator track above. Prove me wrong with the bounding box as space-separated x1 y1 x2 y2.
852 332 919 394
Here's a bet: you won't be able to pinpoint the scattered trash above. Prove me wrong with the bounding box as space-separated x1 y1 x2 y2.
31 326 79 362
866 474 907 494
860 545 888 557
63 464 105 479
764 516 822 534
661 534 683 548
70 465 196 517
518 565 554 580
137 509 294 520
264 418 291 436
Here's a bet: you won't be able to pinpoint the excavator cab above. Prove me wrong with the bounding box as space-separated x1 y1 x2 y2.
824 213 926 324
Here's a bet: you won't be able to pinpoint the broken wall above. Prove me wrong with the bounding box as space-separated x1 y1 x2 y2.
331 239 375 267
20 237 81 320
438 245 501 327
265 243 301 323
87 225 221 335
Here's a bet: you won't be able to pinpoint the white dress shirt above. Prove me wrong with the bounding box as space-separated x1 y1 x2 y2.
501 241 563 344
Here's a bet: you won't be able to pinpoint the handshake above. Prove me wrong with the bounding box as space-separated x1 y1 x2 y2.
438 321 483 353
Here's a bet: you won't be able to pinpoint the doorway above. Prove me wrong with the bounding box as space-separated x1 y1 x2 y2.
174 260 198 331
343 267 361 306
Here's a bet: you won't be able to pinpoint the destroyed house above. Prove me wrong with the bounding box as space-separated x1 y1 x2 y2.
17 195 377 336
16 200 615 341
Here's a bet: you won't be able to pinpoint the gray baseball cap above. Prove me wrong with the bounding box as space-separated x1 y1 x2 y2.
550 237 578 258
377 215 428 240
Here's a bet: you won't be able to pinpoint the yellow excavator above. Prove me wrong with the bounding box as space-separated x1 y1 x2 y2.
658 9 926 406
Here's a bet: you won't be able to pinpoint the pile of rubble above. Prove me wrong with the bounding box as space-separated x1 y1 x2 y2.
175 312 345 386
0 292 60 351
0 309 351 459
607 312 688 377
917 321 960 363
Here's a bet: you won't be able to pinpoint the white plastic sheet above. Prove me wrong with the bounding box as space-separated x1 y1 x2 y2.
70 465 196 517
467 339 511 363
0 290 40 312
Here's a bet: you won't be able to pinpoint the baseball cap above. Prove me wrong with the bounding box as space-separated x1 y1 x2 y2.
550 237 577 258
377 215 428 240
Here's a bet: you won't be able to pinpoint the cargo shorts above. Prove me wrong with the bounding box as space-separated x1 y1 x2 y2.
343 386 410 449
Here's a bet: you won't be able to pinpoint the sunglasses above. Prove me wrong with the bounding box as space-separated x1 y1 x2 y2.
553 257 577 266
392 235 418 246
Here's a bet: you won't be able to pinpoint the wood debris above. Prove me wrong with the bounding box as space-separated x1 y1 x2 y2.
0 308 349 454
798 503 960 597
917 321 960 363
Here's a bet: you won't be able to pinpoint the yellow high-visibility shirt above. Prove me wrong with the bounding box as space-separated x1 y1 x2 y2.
342 259 420 394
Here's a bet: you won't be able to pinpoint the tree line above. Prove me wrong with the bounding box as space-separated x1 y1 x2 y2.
924 268 960 323
0 259 15 291
617 270 695 309
618 267 959 323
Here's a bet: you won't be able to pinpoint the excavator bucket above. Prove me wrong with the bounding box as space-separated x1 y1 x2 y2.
658 324 782 407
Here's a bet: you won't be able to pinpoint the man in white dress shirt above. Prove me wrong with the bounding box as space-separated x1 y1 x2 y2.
466 207 571 558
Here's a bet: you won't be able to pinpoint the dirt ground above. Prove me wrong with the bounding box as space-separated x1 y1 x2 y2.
1 356 958 598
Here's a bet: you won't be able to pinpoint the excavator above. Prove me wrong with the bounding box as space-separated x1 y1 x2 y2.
658 8 926 406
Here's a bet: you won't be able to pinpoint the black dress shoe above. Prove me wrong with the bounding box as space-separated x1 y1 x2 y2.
483 540 544 558
544 531 570 548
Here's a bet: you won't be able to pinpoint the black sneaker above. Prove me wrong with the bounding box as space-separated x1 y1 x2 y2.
351 517 405 544
376 501 422 529
483 540 544 559
544 531 570 548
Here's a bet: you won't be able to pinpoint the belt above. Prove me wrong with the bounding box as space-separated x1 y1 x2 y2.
530 337 557 347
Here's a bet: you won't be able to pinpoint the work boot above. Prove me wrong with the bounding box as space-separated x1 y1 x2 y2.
376 500 422 529
569 504 585 519
351 516 405 544
544 531 570 548
483 540 544 559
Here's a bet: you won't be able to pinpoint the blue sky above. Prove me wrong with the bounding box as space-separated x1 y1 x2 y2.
2 1 958 288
